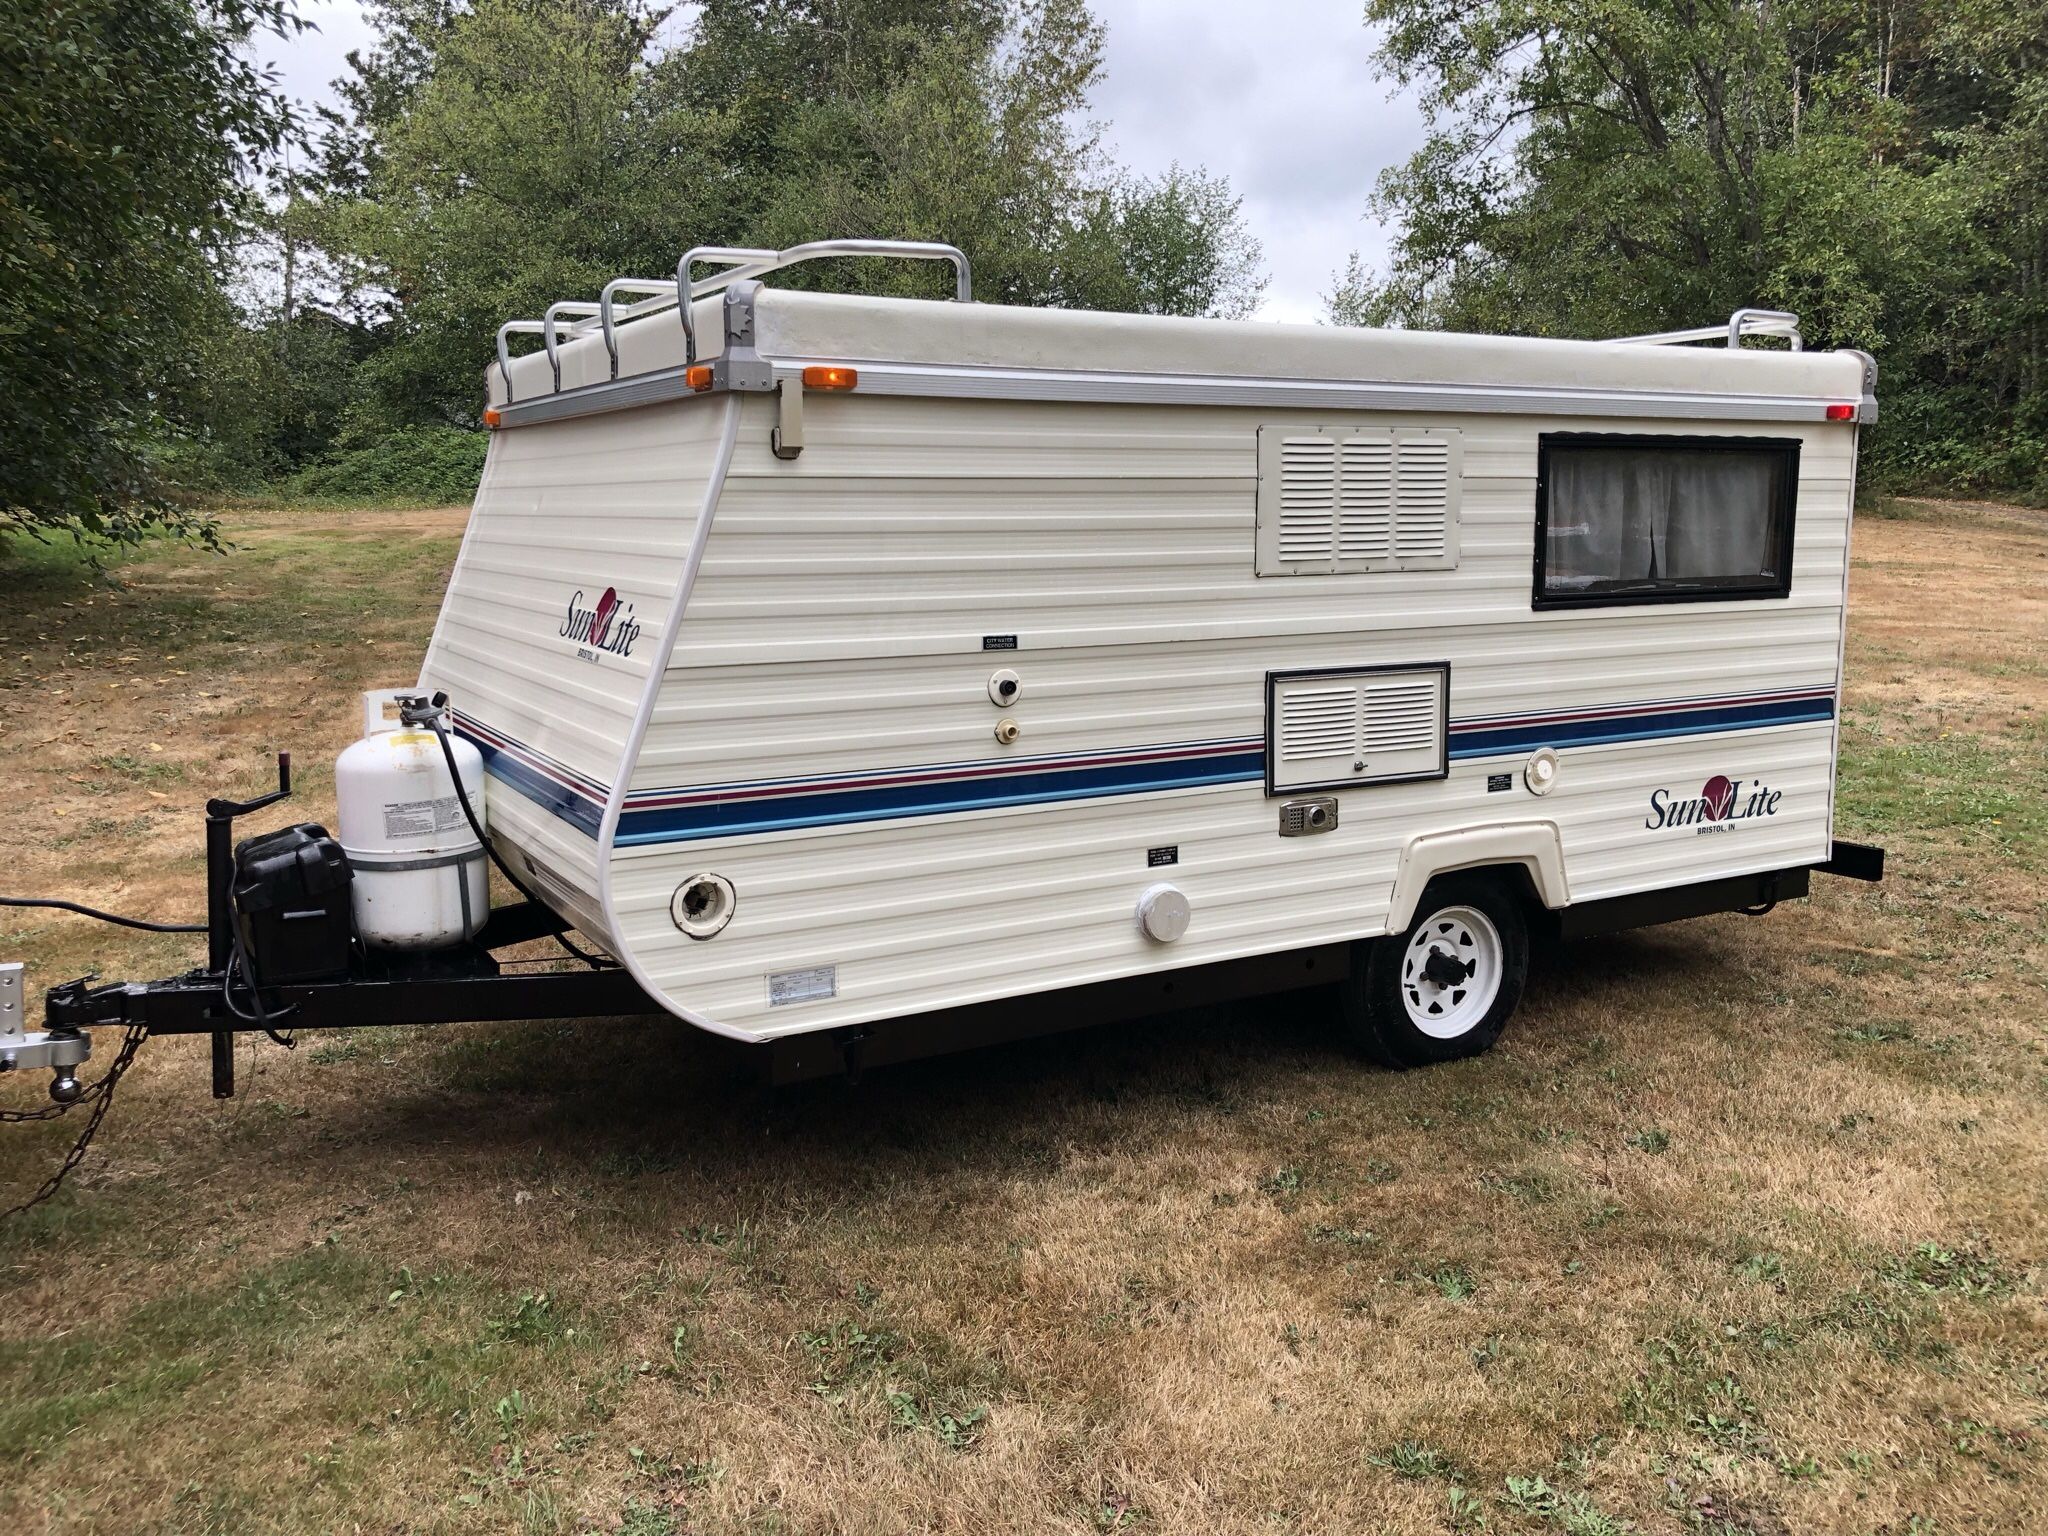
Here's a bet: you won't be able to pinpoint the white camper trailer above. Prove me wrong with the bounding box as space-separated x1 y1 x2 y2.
419 239 1882 1075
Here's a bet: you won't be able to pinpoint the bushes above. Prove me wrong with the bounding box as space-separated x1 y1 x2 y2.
284 427 488 505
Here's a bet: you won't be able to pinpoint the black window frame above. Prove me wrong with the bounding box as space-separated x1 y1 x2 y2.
1532 432 1801 611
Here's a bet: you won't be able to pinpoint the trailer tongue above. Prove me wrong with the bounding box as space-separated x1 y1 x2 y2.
1 704 674 1215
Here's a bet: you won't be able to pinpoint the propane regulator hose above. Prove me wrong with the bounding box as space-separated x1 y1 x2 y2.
414 697 603 969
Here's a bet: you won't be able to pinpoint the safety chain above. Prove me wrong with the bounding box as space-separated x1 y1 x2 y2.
1 1023 149 1220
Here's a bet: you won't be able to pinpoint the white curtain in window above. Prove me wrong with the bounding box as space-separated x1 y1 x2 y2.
1547 448 1779 589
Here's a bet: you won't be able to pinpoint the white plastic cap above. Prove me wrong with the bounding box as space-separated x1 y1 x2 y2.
1136 882 1192 943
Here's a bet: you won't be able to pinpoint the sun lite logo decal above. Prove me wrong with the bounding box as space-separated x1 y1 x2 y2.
559 587 640 664
1647 773 1783 836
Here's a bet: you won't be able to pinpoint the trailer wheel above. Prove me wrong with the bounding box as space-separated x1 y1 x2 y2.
1342 873 1529 1067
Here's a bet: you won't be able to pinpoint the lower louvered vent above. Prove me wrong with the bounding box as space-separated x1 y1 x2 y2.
1363 677 1440 752
1278 686 1357 763
1269 665 1448 792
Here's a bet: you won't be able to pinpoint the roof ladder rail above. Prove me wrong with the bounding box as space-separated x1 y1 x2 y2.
597 279 680 378
495 236 978 401
1613 307 1803 351
676 239 973 363
543 301 603 392
494 320 549 403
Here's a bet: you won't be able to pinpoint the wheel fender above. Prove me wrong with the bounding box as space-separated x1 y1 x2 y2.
1388 821 1569 932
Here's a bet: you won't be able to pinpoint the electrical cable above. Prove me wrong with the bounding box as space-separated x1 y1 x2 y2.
418 701 605 968
0 896 205 933
215 855 297 1046
220 946 297 1046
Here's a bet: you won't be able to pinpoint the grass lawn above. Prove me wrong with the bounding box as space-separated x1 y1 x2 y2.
0 499 2044 1535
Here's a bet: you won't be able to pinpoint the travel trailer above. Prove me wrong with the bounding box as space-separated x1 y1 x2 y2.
433 238 1884 1071
6 239 1882 1107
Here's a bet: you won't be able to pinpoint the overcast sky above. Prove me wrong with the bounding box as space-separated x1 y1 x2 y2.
258 0 1423 323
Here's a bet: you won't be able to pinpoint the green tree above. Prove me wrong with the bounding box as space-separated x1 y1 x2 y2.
668 0 1263 311
1342 0 1974 340
310 0 1263 425
0 0 300 545
315 0 717 430
1341 0 2046 495
1065 167 1266 319
163 165 381 490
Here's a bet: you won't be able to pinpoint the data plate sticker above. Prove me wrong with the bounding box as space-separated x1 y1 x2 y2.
768 965 837 1007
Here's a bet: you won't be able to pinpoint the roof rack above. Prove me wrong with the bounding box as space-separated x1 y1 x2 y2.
495 238 973 402
1614 308 1802 351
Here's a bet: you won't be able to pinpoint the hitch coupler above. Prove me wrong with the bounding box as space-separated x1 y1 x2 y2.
0 963 92 1103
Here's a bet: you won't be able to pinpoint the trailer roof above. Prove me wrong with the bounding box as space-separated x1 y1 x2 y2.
493 287 1869 417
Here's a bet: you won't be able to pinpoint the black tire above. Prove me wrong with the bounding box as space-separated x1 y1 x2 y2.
1340 872 1530 1068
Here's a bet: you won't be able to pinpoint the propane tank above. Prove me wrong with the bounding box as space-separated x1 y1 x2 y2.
335 690 489 951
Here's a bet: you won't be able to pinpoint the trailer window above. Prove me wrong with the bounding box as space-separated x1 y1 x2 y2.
1534 435 1798 608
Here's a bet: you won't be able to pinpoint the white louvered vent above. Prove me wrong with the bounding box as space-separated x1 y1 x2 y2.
1362 676 1441 752
1395 437 1451 562
1256 427 1461 576
1277 686 1359 763
1268 665 1448 792
1338 437 1394 563
1276 436 1337 564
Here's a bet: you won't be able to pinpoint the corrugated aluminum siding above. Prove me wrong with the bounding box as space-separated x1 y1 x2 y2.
419 399 731 947
597 394 1850 1038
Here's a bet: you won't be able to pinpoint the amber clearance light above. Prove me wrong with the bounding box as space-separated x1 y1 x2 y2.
802 365 859 391
686 364 715 392
483 406 503 428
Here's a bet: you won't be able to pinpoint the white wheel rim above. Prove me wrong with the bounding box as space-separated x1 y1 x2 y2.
1400 904 1504 1039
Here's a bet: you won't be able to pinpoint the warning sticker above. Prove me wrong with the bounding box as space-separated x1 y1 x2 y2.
768 965 837 1007
382 795 467 840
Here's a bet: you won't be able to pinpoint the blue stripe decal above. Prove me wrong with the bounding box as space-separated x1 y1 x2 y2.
467 691 1836 847
1448 694 1834 758
613 751 1265 846
460 728 604 838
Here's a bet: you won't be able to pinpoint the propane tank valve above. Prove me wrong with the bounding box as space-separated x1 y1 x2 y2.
398 691 451 728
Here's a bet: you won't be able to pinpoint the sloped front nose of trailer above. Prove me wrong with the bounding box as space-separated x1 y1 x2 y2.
417 387 740 973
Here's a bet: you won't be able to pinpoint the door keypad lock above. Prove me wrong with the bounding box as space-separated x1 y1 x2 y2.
1278 798 1339 837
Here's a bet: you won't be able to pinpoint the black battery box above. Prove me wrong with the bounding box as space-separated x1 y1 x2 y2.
232 823 355 984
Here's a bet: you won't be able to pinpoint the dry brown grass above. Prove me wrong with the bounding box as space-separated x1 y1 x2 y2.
1 500 2044 1536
